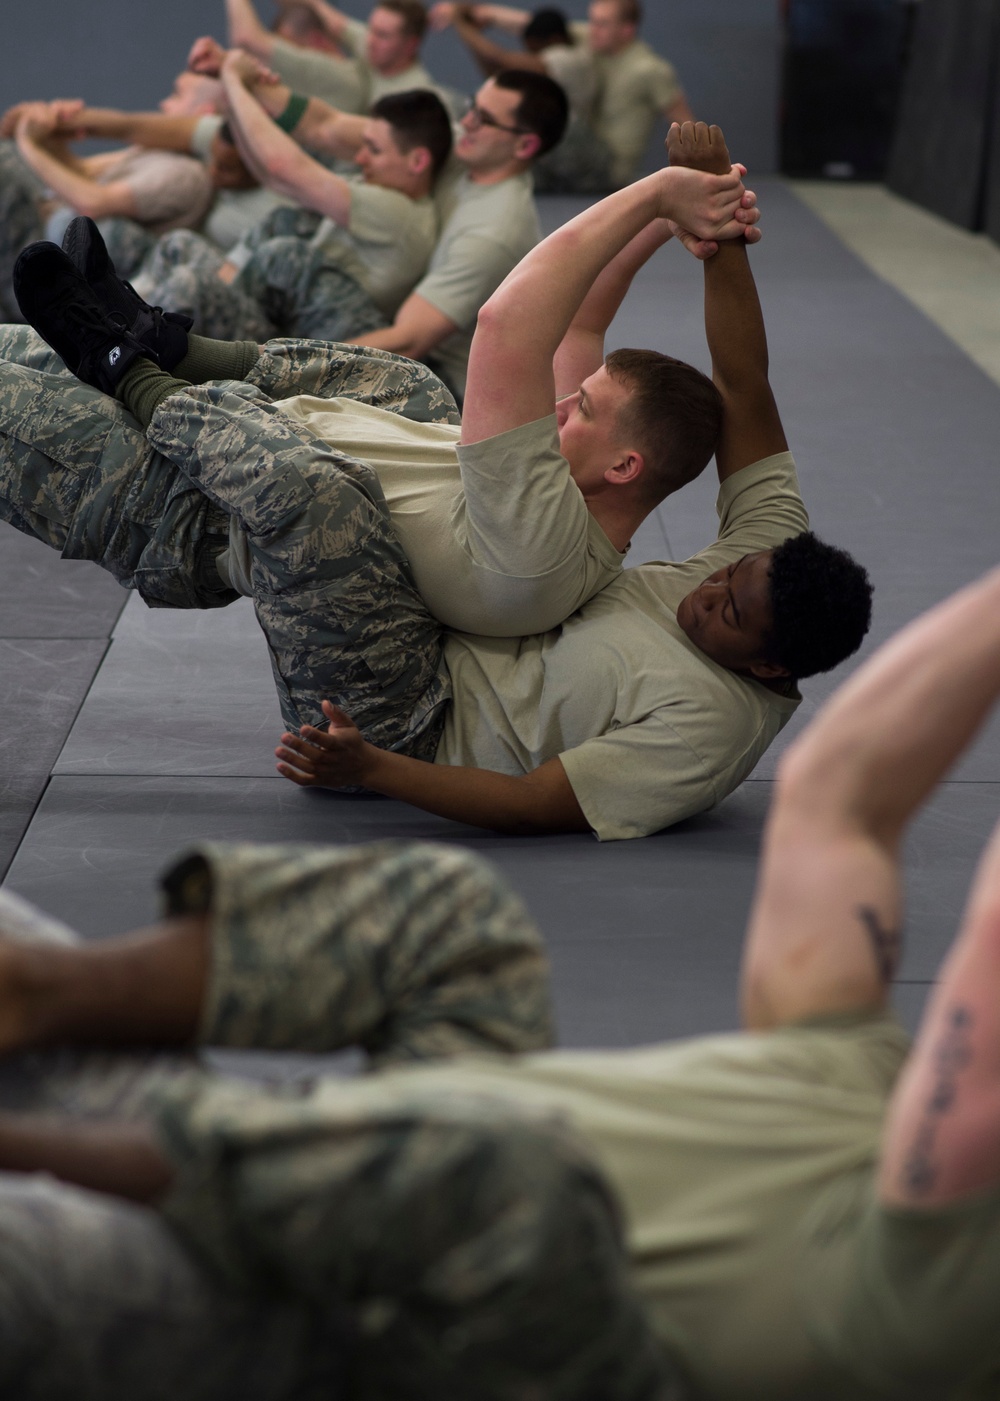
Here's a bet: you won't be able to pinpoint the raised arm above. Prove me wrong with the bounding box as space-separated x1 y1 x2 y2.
220 50 355 220
460 159 754 445
57 106 201 153
741 565 1000 1050
450 9 546 77
666 121 786 482
13 104 141 222
552 219 677 398
291 0 353 46
225 0 278 59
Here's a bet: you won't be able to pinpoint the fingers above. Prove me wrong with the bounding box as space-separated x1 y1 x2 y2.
320 699 356 729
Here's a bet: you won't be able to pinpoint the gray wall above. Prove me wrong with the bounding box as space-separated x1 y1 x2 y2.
1 0 780 172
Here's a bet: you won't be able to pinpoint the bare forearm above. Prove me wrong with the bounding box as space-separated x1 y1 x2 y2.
358 748 587 834
780 567 1000 844
454 18 540 73
224 71 350 218
305 0 350 43
483 178 662 368
0 1114 173 1203
704 240 768 393
15 133 133 218
70 108 197 152
479 3 530 32
226 0 274 56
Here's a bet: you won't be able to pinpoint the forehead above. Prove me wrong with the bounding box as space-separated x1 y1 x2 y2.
732 551 774 608
475 79 520 119
589 1 621 21
362 116 402 151
370 6 406 34
583 363 628 409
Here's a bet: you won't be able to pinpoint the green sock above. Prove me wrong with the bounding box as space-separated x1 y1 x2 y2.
173 335 260 385
116 358 193 430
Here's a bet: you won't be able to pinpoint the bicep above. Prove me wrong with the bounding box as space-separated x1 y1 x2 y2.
75 177 141 220
517 757 590 834
552 328 604 402
739 791 899 1032
714 380 788 482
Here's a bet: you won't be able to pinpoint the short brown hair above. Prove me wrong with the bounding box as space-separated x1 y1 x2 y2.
376 0 428 40
605 347 723 504
371 89 453 179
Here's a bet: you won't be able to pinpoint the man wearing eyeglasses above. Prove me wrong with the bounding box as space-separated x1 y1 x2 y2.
349 70 567 403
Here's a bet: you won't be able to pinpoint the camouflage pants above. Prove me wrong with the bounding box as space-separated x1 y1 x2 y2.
0 140 44 320
0 327 457 744
136 221 384 344
0 843 672 1400
532 119 614 195
157 841 670 1399
0 886 345 1401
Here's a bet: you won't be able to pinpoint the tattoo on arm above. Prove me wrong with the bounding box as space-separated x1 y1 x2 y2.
902 1004 974 1196
856 905 902 984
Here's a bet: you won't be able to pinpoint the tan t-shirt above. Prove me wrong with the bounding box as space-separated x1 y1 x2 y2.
99 147 214 233
588 37 683 185
540 42 597 122
261 399 623 635
269 27 442 112
306 180 436 316
278 1012 902 1401
418 167 541 402
438 452 807 839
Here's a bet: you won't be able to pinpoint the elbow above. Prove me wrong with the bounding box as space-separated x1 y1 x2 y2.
71 190 122 221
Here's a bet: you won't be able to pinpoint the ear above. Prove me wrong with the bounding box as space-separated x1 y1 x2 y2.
748 658 792 681
514 131 542 163
604 449 644 487
407 145 432 176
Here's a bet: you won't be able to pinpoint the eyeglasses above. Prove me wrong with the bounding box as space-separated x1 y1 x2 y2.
464 101 531 135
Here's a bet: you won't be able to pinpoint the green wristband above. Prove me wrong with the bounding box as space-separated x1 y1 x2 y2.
275 92 308 134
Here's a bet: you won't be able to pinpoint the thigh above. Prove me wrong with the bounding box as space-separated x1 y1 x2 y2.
95 215 156 280
168 841 554 1062
140 230 275 342
0 354 141 554
0 1172 341 1401
145 380 446 733
239 236 383 344
248 338 460 425
157 1074 673 1401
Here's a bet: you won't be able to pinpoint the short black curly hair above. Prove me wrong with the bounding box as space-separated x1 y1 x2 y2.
763 531 873 680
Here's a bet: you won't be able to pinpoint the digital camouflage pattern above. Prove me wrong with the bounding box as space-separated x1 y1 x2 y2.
136 219 384 344
0 140 44 321
0 324 234 607
0 846 680 1400
0 886 344 1401
152 840 678 1400
0 327 458 744
533 119 614 195
166 839 555 1063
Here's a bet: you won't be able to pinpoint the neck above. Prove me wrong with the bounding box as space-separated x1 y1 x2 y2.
376 54 416 76
466 158 526 187
584 493 645 553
